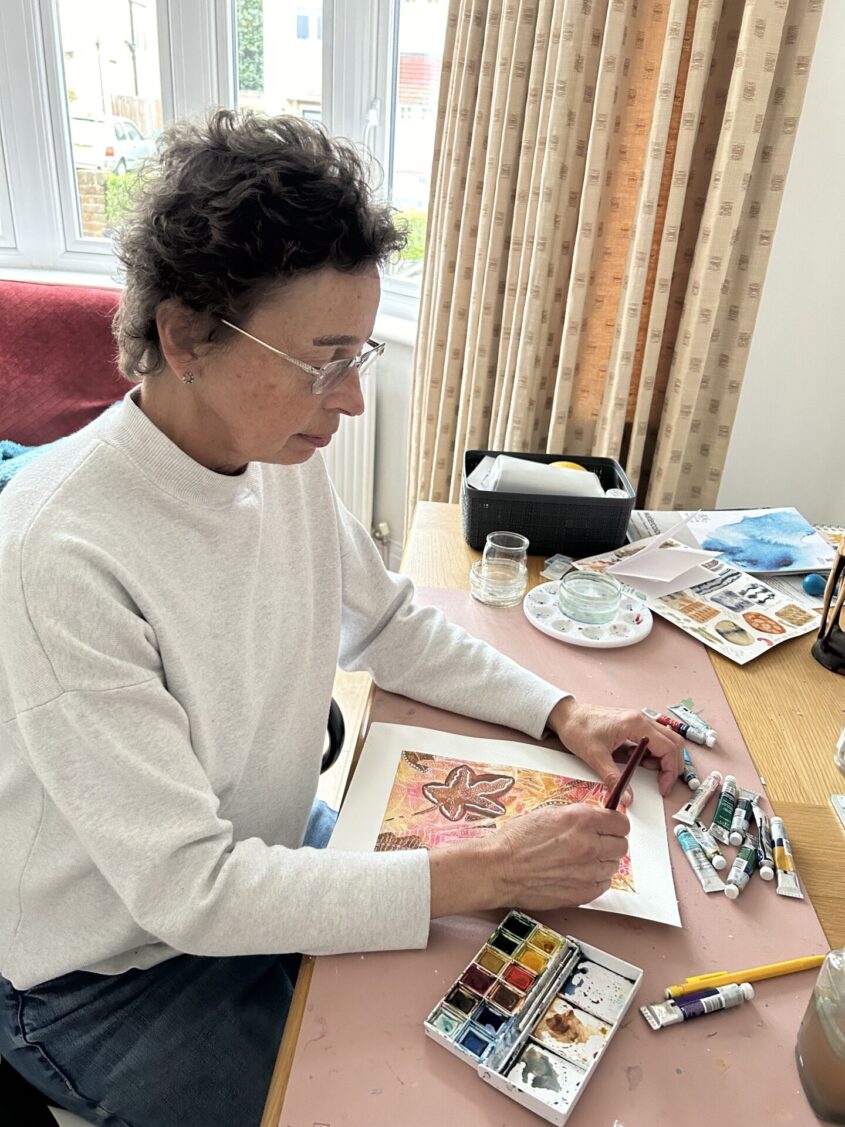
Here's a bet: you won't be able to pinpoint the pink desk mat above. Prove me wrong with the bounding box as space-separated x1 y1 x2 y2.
280 589 826 1126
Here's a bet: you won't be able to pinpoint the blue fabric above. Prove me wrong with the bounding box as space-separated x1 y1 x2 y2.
0 438 58 493
0 800 338 1127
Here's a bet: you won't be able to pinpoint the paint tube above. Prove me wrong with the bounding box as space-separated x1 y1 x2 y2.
770 816 804 899
751 804 775 880
709 774 738 844
667 704 717 747
681 747 700 791
674 825 725 892
729 787 762 846
640 983 754 1031
690 818 727 870
643 708 713 747
724 836 759 899
672 770 722 825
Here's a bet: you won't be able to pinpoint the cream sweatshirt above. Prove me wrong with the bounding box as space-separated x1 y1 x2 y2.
0 391 565 990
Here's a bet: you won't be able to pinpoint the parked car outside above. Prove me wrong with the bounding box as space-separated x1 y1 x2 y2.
70 115 157 174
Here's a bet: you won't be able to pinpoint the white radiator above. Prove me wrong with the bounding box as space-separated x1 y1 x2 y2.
321 364 377 534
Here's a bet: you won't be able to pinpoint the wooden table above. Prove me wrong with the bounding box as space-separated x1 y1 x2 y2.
261 501 845 1126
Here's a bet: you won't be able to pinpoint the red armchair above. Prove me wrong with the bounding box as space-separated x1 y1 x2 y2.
0 279 125 445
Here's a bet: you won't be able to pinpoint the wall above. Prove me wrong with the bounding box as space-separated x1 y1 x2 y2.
718 0 845 524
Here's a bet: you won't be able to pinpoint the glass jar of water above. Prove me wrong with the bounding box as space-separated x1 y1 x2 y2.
796 949 845 1122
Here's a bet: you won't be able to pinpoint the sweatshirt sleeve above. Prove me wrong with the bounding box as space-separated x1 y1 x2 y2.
5 541 431 959
335 502 568 739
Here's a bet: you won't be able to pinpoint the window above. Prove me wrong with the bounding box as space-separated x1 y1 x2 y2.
237 0 322 122
386 0 448 288
0 0 447 311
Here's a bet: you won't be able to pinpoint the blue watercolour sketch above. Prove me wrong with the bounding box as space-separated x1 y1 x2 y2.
689 508 835 575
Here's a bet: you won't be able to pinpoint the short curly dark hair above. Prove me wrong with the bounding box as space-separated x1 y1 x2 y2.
113 110 406 380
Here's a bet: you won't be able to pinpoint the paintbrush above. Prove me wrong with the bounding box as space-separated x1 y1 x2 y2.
604 737 649 810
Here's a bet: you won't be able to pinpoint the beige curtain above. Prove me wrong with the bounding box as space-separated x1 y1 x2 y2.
407 0 822 524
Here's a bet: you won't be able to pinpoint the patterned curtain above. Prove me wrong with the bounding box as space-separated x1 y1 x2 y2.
406 0 822 524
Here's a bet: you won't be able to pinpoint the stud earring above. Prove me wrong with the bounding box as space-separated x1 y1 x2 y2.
181 371 195 384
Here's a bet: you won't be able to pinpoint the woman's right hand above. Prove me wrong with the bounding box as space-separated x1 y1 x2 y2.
428 803 630 919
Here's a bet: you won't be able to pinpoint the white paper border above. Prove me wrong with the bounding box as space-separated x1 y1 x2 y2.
331 723 681 928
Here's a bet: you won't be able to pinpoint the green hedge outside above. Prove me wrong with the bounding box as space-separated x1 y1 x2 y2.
104 171 141 229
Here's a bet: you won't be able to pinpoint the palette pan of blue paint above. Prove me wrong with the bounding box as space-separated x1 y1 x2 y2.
424 911 642 1125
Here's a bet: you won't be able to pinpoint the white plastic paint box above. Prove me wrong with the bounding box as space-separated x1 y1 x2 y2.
424 911 642 1125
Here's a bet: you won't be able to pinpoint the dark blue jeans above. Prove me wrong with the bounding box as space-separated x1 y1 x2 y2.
0 800 337 1127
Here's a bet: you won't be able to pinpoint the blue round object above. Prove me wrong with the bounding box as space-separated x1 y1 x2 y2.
803 573 827 598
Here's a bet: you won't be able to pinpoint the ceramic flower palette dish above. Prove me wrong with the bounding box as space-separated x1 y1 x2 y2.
523 580 653 648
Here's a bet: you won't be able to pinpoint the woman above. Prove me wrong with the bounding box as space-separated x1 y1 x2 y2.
0 111 680 1126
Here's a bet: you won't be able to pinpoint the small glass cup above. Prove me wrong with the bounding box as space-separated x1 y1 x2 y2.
470 531 529 608
483 531 530 570
796 949 845 1123
557 569 622 624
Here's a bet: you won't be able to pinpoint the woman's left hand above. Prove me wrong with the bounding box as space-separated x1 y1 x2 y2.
546 697 683 798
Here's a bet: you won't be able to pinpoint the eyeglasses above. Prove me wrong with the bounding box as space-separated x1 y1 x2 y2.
219 318 386 396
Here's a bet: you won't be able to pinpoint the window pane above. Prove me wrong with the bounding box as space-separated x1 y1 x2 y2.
388 0 448 283
56 0 163 238
236 0 323 122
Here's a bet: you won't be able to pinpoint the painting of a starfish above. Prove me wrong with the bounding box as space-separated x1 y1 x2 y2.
375 751 635 893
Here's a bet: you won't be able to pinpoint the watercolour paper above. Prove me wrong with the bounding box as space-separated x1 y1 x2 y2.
331 723 681 928
629 508 836 576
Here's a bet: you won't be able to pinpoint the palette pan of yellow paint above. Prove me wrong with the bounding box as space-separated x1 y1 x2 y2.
424 911 642 1124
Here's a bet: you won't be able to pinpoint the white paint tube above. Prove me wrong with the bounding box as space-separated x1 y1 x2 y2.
672 770 722 825
640 983 754 1031
667 704 717 747
724 836 759 899
709 774 738 844
729 787 762 846
690 819 728 870
771 816 804 899
674 825 725 892
751 804 775 880
681 747 700 790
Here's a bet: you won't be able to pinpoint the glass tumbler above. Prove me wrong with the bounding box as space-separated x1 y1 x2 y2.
469 531 529 608
796 949 845 1123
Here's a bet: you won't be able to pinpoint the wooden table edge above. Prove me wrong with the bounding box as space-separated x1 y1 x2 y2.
260 679 376 1127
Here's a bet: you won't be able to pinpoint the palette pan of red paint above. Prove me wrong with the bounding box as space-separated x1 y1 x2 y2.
424 911 642 1125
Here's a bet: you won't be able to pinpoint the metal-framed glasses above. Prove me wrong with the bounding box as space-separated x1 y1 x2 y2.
220 319 386 396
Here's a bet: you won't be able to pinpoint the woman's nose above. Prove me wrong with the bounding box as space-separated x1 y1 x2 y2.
327 368 366 417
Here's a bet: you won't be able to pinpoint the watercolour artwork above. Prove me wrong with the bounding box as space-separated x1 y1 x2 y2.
374 752 635 893
330 724 681 927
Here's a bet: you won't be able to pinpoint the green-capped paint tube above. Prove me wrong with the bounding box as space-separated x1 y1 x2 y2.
724 836 759 899
710 774 738 845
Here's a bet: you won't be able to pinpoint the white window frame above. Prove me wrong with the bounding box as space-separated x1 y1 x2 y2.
0 0 424 320
0 115 16 250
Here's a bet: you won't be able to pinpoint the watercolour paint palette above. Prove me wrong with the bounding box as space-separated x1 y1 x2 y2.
424 911 642 1125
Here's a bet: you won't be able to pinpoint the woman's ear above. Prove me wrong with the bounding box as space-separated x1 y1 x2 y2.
156 299 213 373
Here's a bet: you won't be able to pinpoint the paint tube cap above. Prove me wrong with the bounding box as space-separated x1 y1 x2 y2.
729 830 745 846
711 854 728 871
760 863 775 881
739 983 755 1001
704 732 716 747
724 882 740 900
687 778 701 791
